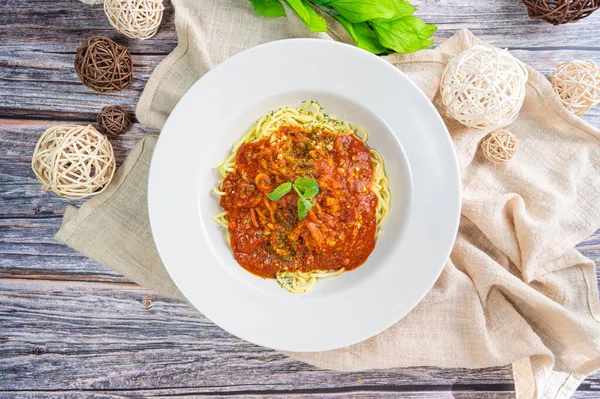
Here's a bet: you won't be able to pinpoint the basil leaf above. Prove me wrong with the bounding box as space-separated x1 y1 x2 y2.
391 0 417 18
398 14 437 41
302 186 319 198
371 16 436 54
293 177 319 193
249 0 286 17
316 0 398 23
283 0 327 32
267 182 292 201
297 197 315 220
336 15 387 54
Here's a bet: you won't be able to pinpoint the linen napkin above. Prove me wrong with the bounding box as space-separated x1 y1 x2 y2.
56 1 600 398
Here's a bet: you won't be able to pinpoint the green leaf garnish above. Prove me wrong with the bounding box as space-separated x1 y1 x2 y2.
283 0 328 32
266 177 320 220
248 0 436 55
267 182 293 200
335 15 387 54
298 197 315 220
314 0 399 23
293 177 319 194
391 0 417 18
249 0 286 17
371 16 437 54
302 186 319 198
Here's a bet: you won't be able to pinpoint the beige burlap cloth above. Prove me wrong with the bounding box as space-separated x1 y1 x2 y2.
56 1 600 397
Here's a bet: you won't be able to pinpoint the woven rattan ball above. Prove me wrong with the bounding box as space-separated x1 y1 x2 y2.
441 44 529 130
31 125 116 199
75 36 132 92
550 60 600 116
481 130 519 163
98 105 132 135
522 0 599 25
104 0 164 40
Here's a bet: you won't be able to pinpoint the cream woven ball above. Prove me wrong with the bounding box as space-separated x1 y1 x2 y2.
481 130 519 163
104 0 164 40
550 60 600 116
441 44 529 129
31 125 116 199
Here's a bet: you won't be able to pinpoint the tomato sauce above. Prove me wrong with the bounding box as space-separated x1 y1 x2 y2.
220 125 377 278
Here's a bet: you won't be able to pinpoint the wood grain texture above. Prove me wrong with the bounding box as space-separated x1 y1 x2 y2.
0 278 598 394
1 0 600 397
0 0 599 123
0 278 518 390
0 393 529 399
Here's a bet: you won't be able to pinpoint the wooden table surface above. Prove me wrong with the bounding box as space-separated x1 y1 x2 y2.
1 0 600 397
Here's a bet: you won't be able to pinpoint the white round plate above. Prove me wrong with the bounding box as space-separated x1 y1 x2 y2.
148 39 460 352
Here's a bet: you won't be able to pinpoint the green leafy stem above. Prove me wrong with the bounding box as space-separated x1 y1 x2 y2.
267 177 320 220
248 0 436 54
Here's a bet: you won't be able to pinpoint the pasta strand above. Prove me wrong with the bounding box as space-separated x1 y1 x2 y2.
212 102 391 293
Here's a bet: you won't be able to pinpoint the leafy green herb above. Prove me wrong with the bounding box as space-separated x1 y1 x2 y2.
248 0 435 54
293 177 319 194
267 182 293 200
297 197 315 220
266 178 320 220
390 0 417 17
335 15 386 54
371 16 436 54
302 185 319 198
249 0 286 17
283 0 328 32
313 0 398 23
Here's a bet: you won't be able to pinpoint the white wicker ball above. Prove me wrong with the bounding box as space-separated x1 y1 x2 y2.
440 44 529 129
104 0 164 40
481 130 519 163
31 125 116 199
550 60 600 116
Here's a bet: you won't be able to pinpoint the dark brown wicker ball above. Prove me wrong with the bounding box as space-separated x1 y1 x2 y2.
75 36 133 92
522 0 599 25
97 105 132 135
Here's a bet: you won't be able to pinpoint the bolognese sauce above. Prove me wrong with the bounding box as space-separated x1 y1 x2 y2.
220 125 378 279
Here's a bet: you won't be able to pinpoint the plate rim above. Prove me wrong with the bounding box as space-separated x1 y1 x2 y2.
148 38 461 352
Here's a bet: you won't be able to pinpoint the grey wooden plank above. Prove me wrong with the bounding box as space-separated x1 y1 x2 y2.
0 393 588 399
0 277 520 391
0 277 599 392
1 50 598 125
0 121 156 216
0 391 529 399
1 48 598 124
5 211 597 284
422 6 600 50
0 53 167 120
2 212 598 287
1 0 599 122
0 121 155 280
0 120 155 170
1 0 599 53
0 0 174 121
0 0 177 54
0 217 125 280
0 120 154 280
1 120 599 282
1 0 600 396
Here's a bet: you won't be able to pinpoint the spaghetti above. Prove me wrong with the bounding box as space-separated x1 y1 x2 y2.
213 102 390 293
